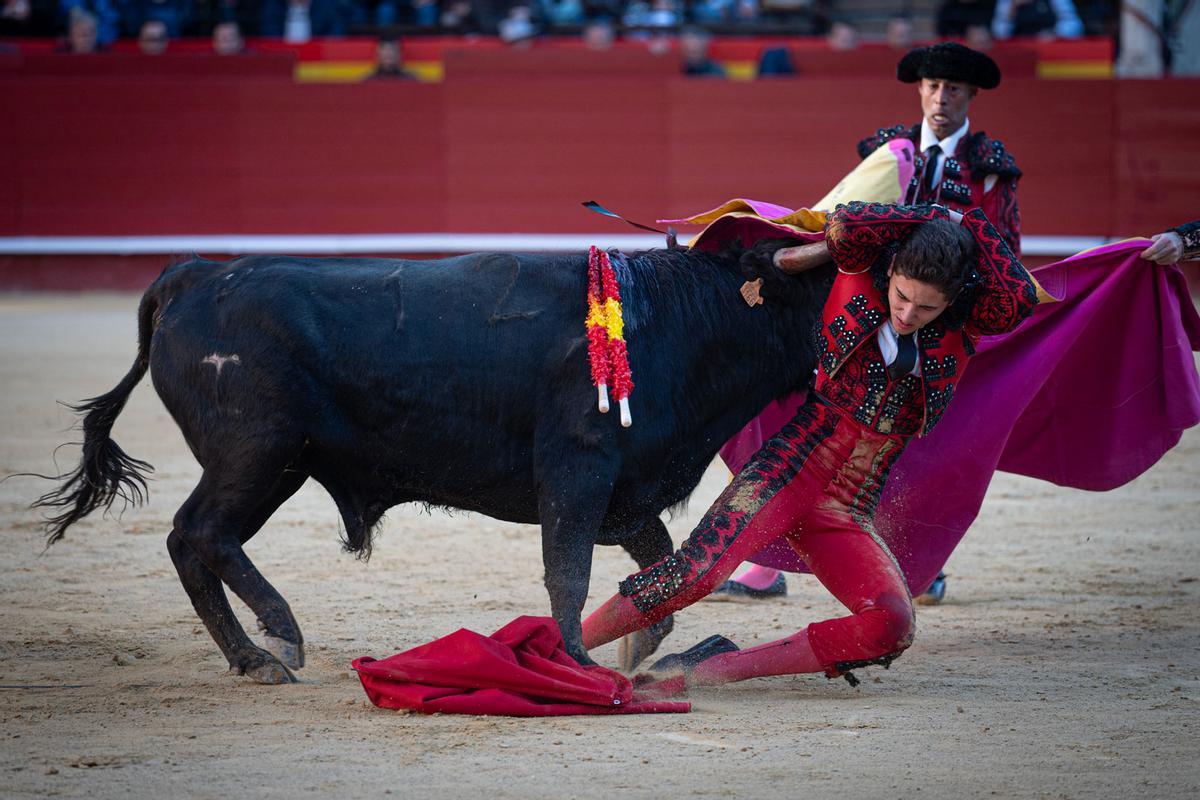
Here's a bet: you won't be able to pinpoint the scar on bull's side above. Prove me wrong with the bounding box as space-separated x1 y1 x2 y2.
486 254 541 325
201 353 242 377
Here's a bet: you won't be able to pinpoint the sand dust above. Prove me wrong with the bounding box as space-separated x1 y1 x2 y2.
1 293 1197 798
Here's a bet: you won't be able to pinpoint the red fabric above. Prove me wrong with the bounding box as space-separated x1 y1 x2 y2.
353 616 690 716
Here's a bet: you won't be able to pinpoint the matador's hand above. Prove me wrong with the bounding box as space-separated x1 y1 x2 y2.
1140 232 1184 265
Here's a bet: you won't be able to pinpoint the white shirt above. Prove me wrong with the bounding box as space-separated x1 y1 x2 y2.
876 321 921 377
919 117 970 189
919 117 1000 194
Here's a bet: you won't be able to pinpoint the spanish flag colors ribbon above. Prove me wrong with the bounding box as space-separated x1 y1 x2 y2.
586 246 634 427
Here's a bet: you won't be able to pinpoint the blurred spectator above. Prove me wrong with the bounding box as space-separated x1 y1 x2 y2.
212 18 244 52
541 0 585 26
1171 0 1200 74
756 45 796 76
886 15 913 50
411 0 436 25
1116 0 1161 76
368 32 415 78
691 0 759 24
937 0 995 37
1 0 32 35
138 17 168 51
59 0 119 45
581 15 615 49
439 0 481 32
760 0 829 34
125 0 193 37
992 0 1083 39
623 0 678 29
826 19 858 50
680 25 724 76
965 20 992 48
497 3 538 43
260 0 345 40
64 5 98 50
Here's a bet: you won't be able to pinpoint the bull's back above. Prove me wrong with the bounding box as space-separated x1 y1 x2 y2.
146 254 590 505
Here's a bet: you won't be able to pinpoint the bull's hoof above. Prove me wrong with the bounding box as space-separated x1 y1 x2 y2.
232 648 297 685
566 646 598 668
617 615 675 673
263 635 305 670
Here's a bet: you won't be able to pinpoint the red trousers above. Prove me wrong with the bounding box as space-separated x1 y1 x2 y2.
583 400 916 684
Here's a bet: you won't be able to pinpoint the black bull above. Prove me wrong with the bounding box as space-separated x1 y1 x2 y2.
36 245 830 683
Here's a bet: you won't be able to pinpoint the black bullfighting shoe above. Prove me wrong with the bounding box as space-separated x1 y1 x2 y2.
914 571 948 606
706 573 788 602
648 635 740 677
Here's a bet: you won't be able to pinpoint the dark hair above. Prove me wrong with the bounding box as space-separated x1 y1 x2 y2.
891 218 976 301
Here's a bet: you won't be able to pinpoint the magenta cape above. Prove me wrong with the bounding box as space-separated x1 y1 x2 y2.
720 241 1200 594
353 616 690 716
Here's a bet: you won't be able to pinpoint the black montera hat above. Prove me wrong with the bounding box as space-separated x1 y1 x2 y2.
897 42 1001 90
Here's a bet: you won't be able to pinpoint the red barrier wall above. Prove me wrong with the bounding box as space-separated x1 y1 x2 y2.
2 73 1197 242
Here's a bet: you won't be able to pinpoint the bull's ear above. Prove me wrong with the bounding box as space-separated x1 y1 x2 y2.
738 239 814 305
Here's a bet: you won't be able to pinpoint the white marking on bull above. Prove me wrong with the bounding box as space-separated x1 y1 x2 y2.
201 353 242 377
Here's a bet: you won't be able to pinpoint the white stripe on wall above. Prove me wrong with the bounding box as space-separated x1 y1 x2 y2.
0 234 1107 257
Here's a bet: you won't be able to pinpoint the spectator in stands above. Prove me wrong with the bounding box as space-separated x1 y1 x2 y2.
64 5 99 50
59 0 119 46
212 18 244 53
126 0 193 38
680 25 724 76
1 0 32 36
826 19 858 51
759 0 829 34
411 0 437 26
260 0 345 41
937 0 994 38
138 18 169 52
623 0 678 29
497 3 539 45
368 32 416 78
581 15 615 50
439 0 482 33
757 45 797 76
992 0 1083 39
886 14 914 50
542 0 585 27
691 0 759 24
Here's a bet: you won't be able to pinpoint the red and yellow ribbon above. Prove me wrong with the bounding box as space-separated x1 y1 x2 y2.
586 246 634 426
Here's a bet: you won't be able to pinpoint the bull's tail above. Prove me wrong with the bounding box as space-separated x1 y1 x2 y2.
34 289 159 546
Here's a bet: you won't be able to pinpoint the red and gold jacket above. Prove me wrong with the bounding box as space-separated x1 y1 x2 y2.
815 202 1039 438
858 124 1022 257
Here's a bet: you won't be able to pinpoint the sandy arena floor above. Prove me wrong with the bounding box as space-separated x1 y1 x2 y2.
1 292 1198 799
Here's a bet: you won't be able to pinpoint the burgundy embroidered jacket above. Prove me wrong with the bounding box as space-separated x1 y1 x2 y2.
815 202 1039 437
858 124 1022 257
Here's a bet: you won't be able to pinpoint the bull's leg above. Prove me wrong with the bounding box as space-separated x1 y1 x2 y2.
617 517 676 672
173 467 307 684
539 481 610 667
166 530 293 683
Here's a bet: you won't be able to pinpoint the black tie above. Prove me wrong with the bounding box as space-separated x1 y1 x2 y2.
921 144 942 201
889 332 917 381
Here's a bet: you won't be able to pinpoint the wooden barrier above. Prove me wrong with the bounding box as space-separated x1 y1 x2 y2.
1 69 1197 289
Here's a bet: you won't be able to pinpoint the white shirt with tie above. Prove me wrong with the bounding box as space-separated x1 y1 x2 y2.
919 117 999 194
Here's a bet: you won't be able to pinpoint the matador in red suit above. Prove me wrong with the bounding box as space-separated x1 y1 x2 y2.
581 201 1039 692
716 41 1024 607
860 42 1022 256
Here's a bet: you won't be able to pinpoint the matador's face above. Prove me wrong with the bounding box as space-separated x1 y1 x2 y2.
886 270 950 335
918 78 977 140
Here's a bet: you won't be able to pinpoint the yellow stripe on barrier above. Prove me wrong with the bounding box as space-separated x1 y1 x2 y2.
1037 60 1113 79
